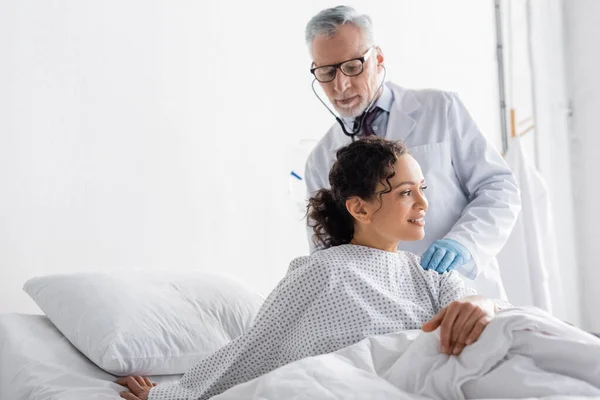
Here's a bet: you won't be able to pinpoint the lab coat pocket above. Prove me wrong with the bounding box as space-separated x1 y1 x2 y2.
407 141 452 178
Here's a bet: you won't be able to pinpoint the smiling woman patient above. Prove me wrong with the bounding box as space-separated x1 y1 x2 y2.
117 137 506 400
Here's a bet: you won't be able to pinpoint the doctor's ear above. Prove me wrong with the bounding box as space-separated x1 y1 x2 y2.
375 46 385 66
346 196 370 223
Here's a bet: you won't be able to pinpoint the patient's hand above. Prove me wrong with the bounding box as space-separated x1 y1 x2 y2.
421 296 495 356
116 376 157 400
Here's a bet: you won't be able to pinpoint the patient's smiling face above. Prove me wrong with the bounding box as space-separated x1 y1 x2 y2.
309 137 427 251
349 154 428 251
370 155 428 240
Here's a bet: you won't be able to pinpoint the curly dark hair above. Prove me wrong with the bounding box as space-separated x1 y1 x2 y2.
307 137 407 248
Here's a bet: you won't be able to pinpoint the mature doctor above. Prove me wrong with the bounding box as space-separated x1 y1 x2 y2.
303 6 521 300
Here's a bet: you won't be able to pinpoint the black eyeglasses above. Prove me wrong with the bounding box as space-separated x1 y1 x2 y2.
310 47 374 83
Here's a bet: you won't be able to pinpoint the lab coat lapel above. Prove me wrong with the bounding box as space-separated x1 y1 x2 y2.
385 83 419 142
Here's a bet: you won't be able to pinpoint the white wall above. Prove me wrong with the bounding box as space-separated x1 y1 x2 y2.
563 0 600 331
0 0 502 313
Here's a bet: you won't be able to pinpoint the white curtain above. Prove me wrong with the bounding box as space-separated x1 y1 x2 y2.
526 0 578 324
496 0 578 324
498 137 562 314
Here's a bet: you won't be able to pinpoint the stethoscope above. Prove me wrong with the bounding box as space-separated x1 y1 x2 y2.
311 65 387 142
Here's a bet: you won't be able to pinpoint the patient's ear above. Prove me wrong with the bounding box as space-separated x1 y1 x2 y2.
346 196 370 223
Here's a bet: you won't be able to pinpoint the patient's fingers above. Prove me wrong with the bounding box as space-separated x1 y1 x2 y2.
440 304 461 354
143 377 155 387
421 308 446 332
465 315 490 347
120 376 144 394
456 308 485 347
452 308 485 355
134 376 146 387
116 377 129 387
116 377 141 391
450 303 479 350
120 392 141 400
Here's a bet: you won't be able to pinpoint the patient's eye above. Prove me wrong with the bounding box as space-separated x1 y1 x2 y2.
400 190 411 196
420 185 428 192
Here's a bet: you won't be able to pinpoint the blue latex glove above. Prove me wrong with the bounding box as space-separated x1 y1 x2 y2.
421 238 472 274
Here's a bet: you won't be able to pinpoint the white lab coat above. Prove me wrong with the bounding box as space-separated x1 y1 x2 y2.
304 82 521 300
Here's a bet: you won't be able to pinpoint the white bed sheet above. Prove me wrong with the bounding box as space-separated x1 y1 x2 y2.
3 309 599 400
0 313 180 400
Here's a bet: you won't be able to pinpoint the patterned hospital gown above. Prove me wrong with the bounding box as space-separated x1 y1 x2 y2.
148 244 476 400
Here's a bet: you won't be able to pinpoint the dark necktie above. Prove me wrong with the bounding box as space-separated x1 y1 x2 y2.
354 106 382 136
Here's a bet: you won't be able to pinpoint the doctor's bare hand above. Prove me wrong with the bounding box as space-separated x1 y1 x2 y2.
116 376 157 400
421 296 495 356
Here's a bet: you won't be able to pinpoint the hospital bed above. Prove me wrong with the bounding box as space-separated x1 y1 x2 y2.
2 273 600 400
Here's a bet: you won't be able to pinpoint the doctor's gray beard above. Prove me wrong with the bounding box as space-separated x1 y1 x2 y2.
334 96 371 119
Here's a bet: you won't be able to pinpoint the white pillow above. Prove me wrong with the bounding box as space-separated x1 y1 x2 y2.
23 271 264 376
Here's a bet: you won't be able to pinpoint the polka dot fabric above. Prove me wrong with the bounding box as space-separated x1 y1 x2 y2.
148 244 477 400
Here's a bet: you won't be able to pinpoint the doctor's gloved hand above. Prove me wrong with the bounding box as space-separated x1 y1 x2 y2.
421 239 471 274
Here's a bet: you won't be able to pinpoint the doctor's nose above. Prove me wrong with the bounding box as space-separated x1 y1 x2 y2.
332 70 351 93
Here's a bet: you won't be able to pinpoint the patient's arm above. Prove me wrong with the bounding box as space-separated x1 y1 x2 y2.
422 296 495 356
116 376 156 400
